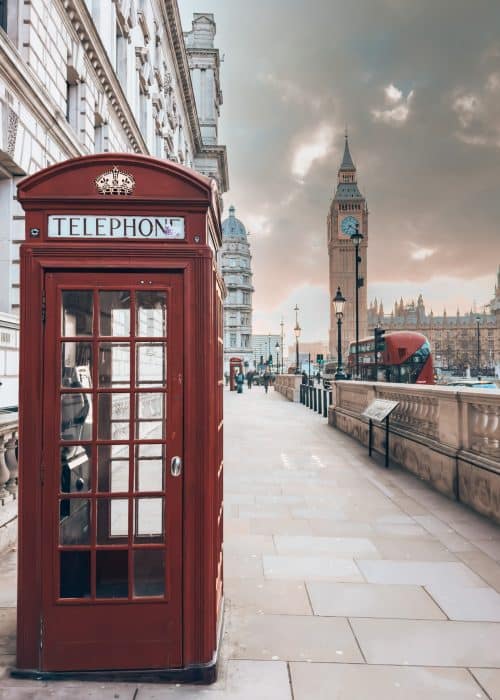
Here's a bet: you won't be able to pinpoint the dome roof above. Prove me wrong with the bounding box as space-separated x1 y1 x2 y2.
222 205 247 239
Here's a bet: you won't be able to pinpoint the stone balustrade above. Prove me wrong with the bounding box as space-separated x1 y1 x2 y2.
329 382 500 524
0 412 19 552
274 374 303 402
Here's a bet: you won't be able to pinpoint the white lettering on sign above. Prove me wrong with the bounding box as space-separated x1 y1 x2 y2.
48 216 185 239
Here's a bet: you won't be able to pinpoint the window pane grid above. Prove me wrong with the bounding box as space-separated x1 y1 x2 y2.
58 286 170 601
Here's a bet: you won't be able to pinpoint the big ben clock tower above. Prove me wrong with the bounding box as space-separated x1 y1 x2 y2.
327 133 368 362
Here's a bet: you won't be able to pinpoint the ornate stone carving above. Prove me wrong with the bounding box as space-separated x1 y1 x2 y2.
469 403 500 457
7 108 18 158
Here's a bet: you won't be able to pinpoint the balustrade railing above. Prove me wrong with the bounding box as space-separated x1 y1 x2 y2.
330 381 500 523
0 411 19 552
0 413 18 504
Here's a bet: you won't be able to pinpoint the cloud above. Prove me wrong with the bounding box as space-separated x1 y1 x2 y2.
410 246 436 261
385 84 403 103
452 93 481 128
246 213 272 238
179 0 500 336
291 124 335 181
372 84 414 124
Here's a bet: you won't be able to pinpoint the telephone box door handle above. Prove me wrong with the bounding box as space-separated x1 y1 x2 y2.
171 456 182 477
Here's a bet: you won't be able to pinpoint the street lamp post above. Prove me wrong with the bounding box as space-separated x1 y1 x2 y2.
333 287 347 380
476 316 481 376
350 223 364 379
275 341 280 374
294 304 301 374
280 317 284 374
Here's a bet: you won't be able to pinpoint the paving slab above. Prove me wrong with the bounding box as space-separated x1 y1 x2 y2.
471 668 500 700
425 583 500 621
273 535 378 557
457 550 500 592
263 554 363 581
223 535 276 555
290 662 486 700
225 578 312 615
307 581 445 619
357 559 486 586
230 612 363 662
350 618 500 667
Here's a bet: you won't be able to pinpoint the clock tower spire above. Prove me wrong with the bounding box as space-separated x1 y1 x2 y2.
327 134 368 362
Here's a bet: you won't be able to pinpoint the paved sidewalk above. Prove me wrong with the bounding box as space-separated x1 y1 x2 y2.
1 386 500 698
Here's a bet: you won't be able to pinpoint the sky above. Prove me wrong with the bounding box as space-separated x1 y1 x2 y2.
180 0 500 344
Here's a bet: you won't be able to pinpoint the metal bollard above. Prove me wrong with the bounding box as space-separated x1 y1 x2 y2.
329 391 333 406
323 390 328 417
309 386 314 410
318 388 322 414
313 387 317 412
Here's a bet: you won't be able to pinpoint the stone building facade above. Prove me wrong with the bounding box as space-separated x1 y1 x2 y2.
327 135 368 359
367 270 500 372
220 206 254 372
0 0 228 314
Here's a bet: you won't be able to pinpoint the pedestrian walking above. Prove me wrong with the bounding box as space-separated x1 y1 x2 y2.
263 369 271 394
224 371 229 387
235 370 244 394
247 370 254 389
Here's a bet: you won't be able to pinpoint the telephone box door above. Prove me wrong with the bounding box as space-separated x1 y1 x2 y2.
41 270 183 671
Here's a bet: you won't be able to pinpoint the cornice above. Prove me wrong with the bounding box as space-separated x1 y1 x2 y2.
160 0 202 153
198 144 228 193
0 29 84 167
61 0 147 154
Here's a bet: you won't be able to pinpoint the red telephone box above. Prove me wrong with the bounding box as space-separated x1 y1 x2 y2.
229 357 244 391
13 155 224 683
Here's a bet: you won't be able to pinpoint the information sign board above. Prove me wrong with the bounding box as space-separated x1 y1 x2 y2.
362 399 399 423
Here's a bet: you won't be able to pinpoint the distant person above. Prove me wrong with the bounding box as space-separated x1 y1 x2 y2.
247 371 254 389
301 371 308 385
235 371 244 394
316 371 321 385
224 371 229 387
263 369 271 394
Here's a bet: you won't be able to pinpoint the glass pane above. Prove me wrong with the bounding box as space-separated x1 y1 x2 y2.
98 444 129 492
98 393 130 441
99 291 130 336
135 393 164 439
60 445 91 493
134 497 164 541
98 342 130 387
61 342 92 388
59 498 90 545
96 550 128 598
62 291 93 336
134 550 165 597
60 393 92 441
60 551 90 599
136 291 166 337
135 444 164 492
97 498 128 544
136 343 166 387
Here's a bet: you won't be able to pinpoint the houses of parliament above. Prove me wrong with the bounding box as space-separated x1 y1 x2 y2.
367 269 500 372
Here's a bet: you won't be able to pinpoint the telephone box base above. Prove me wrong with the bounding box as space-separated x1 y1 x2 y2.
10 659 218 685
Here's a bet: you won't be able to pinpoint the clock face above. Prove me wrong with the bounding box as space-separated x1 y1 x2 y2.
340 215 359 237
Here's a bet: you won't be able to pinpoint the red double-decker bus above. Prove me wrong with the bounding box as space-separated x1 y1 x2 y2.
347 331 435 384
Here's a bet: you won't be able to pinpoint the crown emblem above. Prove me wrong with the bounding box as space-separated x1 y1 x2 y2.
95 166 135 195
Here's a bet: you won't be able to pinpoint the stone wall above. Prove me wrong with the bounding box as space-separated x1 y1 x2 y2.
274 374 303 403
329 382 500 524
